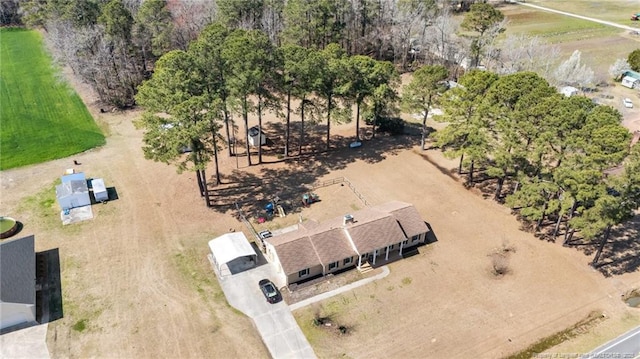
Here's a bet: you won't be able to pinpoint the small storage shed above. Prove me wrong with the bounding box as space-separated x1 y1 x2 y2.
621 76 640 89
560 86 579 97
56 173 91 210
91 178 108 202
208 232 257 276
248 126 266 147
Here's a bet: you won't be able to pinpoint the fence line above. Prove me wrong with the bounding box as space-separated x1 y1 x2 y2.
309 177 369 206
234 177 369 238
344 178 370 207
235 202 259 239
310 177 345 189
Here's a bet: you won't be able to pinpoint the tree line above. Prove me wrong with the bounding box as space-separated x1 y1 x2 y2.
13 0 517 108
14 0 603 107
426 68 640 266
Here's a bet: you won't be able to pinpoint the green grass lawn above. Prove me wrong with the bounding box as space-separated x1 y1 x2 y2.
526 0 640 25
503 6 620 43
501 4 638 74
0 28 105 170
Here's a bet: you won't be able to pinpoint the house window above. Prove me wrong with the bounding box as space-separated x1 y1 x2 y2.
298 268 309 278
328 261 339 270
402 240 408 246
389 244 394 250
343 257 353 266
412 235 421 243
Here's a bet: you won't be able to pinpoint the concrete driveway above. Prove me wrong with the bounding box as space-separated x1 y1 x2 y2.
211 256 316 359
0 323 50 359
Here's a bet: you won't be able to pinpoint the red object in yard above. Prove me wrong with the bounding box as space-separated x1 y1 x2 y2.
257 217 266 224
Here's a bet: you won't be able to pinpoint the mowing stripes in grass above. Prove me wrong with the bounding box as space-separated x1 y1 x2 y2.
0 28 105 170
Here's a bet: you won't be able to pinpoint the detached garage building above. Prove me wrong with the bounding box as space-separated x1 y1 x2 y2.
208 232 257 276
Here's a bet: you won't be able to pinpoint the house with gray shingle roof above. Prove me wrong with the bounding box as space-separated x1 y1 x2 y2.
264 201 429 286
1 235 37 331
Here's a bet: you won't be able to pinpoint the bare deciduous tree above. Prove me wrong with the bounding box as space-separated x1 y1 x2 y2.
554 50 595 90
389 0 430 70
260 0 284 46
488 33 560 81
170 0 217 51
422 9 470 78
609 58 631 81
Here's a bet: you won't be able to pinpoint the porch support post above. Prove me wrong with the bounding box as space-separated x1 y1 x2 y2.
399 241 404 256
358 254 362 268
385 245 390 260
373 249 377 265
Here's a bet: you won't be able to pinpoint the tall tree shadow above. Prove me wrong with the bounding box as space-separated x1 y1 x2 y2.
591 215 640 276
205 124 419 215
561 215 640 276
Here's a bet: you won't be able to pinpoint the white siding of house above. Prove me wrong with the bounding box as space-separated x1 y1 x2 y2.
264 242 288 286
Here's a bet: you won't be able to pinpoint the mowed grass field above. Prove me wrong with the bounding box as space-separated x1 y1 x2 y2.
526 0 640 25
501 4 640 75
0 28 104 170
502 6 619 43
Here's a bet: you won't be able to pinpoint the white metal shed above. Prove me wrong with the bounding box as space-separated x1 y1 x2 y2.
560 86 578 97
247 126 266 146
56 173 90 210
91 178 108 202
208 232 257 276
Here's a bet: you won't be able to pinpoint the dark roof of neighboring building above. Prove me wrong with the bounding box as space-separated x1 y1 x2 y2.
0 235 35 305
624 70 640 80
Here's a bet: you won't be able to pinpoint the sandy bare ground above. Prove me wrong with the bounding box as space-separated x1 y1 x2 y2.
4 106 640 358
293 145 640 358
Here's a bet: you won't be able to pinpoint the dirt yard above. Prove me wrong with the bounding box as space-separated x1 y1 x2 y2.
3 103 639 359
3 55 640 358
291 143 640 358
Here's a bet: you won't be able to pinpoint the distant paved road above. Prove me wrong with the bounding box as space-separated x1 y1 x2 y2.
512 1 640 32
584 325 640 358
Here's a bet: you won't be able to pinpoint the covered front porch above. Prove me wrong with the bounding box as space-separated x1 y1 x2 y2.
356 241 421 269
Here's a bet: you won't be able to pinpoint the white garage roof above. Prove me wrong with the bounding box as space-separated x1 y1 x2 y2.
208 232 256 271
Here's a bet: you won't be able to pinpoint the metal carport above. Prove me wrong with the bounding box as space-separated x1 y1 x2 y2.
208 232 257 276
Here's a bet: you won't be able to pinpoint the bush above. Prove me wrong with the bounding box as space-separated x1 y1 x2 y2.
369 117 405 135
489 242 516 277
491 254 510 276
